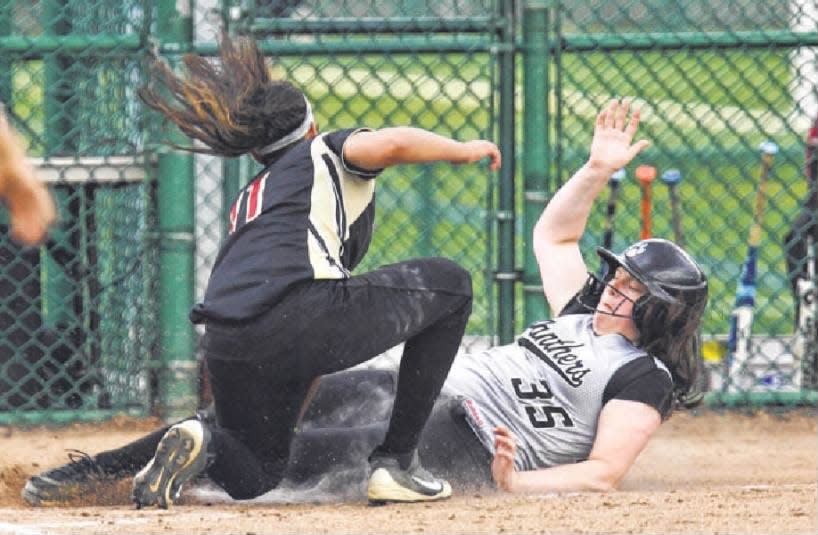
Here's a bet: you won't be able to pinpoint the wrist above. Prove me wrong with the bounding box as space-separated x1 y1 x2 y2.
582 160 617 178
499 471 517 493
454 140 474 164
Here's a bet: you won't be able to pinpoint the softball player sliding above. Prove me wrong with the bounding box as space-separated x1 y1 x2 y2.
24 99 708 504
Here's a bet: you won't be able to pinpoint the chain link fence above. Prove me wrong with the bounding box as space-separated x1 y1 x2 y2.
0 0 154 422
0 0 815 423
551 1 817 401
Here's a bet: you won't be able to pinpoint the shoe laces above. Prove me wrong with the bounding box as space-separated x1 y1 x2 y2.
50 449 107 482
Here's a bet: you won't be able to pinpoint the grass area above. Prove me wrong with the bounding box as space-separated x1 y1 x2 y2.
5 43 810 339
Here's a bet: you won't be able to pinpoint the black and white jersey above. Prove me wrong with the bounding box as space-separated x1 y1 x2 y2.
443 314 674 470
191 128 381 324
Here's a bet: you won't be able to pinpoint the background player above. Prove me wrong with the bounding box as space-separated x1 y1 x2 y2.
0 104 55 246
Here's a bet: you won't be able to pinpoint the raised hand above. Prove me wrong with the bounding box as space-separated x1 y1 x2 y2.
588 99 650 175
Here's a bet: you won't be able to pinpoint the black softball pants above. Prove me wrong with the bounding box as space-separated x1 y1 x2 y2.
202 257 472 500
92 369 493 495
286 370 494 492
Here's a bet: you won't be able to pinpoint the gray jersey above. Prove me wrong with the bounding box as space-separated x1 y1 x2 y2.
442 314 671 471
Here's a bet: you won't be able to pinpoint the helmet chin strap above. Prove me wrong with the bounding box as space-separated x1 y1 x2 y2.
601 297 635 319
577 272 638 320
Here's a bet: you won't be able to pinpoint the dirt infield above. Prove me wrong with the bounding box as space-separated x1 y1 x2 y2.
0 409 815 534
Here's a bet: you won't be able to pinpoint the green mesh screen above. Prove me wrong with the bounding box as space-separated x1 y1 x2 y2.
1 1 815 423
556 1 817 400
0 0 155 421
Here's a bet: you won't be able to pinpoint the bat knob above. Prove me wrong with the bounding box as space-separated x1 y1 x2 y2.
660 169 682 185
635 165 657 184
610 168 626 183
759 140 779 156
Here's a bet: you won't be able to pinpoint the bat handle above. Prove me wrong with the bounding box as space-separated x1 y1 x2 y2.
602 181 620 249
602 229 613 251
640 182 652 240
669 185 684 246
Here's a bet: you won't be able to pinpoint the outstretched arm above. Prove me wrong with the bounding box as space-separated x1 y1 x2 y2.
341 127 501 172
491 399 661 493
0 108 56 245
533 99 650 316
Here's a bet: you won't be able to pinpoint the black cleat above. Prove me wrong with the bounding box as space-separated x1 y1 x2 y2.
22 450 111 506
131 419 211 509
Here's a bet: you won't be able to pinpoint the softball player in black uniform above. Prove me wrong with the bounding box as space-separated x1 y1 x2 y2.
126 32 498 507
24 100 708 502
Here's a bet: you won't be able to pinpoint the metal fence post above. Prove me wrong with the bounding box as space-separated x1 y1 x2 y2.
42 0 75 332
155 0 197 421
495 0 517 344
0 2 9 106
522 0 550 325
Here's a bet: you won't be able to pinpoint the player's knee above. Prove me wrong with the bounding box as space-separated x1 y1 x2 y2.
224 474 284 501
218 460 285 500
426 257 473 299
224 487 261 501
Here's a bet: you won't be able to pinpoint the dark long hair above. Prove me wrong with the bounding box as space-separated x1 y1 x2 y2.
634 291 708 407
138 33 307 158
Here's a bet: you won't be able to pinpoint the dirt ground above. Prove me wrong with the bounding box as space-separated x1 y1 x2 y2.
0 409 815 535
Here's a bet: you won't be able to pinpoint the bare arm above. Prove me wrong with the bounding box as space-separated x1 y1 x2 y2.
0 108 56 245
491 399 662 493
533 100 649 316
341 127 501 171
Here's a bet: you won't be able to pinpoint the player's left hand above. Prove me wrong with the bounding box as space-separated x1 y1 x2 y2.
587 99 650 175
490 426 518 491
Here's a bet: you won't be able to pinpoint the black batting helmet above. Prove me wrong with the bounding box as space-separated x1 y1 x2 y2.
597 239 709 405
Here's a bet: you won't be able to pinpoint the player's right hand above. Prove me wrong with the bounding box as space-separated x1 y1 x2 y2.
453 140 502 171
490 426 518 491
7 180 56 246
0 110 57 246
